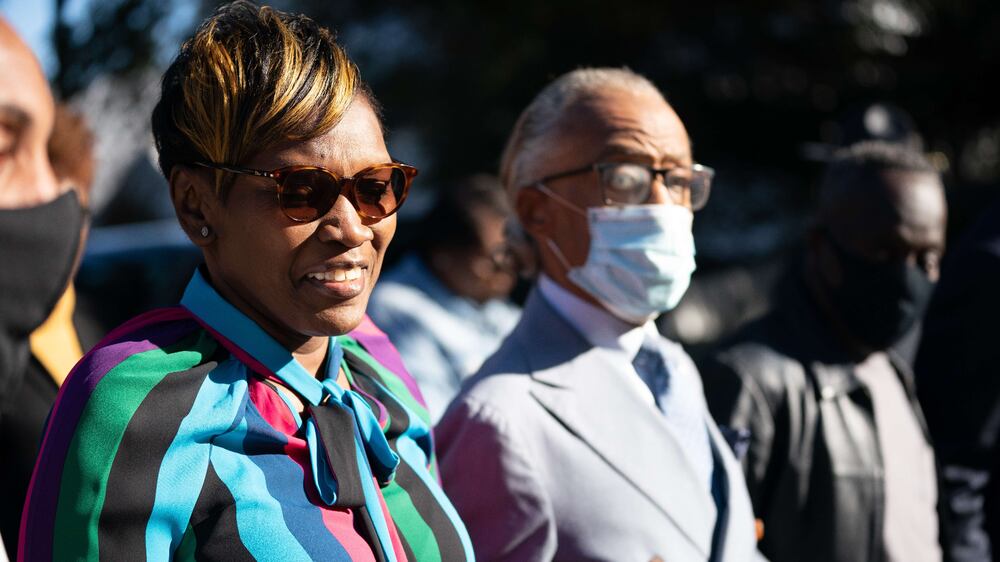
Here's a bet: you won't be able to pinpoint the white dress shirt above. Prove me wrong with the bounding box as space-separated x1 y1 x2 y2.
538 274 660 407
538 274 716 495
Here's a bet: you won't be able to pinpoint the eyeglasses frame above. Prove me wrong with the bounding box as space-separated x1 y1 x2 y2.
194 161 418 222
532 161 714 210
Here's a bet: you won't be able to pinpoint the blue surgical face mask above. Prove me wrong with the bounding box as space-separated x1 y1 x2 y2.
537 185 697 324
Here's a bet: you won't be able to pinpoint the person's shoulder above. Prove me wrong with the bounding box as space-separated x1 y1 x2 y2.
38 309 233 469
436 368 537 464
77 308 217 381
456 366 533 413
56 308 229 428
438 339 534 423
705 314 806 397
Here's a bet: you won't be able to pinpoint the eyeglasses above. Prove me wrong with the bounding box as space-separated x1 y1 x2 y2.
535 162 714 210
195 161 418 222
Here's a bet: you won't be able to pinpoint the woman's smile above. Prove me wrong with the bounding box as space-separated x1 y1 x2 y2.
301 261 369 300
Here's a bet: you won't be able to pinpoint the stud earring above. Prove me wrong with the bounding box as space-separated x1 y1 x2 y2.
200 226 210 238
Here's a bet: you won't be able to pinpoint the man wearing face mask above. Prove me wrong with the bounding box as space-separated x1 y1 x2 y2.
701 141 947 562
0 19 88 559
436 67 760 561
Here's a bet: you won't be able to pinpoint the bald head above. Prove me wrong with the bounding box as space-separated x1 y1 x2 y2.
0 18 58 208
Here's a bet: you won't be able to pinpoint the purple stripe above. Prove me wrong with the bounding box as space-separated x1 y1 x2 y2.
20 312 199 562
350 316 427 409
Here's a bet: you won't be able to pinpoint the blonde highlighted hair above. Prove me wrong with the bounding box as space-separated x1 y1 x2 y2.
152 1 374 196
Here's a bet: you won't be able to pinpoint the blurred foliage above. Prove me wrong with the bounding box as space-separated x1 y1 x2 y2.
52 0 168 98
52 0 1000 260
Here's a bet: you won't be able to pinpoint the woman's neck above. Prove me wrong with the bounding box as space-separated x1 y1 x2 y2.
201 265 333 378
292 337 330 378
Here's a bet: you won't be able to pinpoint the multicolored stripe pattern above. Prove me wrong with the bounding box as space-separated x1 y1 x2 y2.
19 270 474 561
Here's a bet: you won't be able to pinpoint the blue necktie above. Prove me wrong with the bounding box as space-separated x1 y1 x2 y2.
632 342 714 492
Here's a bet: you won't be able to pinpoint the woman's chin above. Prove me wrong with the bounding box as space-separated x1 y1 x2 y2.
297 304 368 338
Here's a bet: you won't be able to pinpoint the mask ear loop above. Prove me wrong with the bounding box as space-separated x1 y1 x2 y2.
544 237 574 272
532 182 587 275
533 183 588 217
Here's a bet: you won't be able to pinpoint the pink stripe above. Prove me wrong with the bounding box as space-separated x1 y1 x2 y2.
376 479 409 561
261 389 379 561
248 378 299 435
350 316 428 409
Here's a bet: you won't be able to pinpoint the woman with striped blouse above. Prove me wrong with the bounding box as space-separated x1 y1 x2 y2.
19 2 473 560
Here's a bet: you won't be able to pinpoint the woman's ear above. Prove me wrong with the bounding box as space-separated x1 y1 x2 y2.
170 166 216 247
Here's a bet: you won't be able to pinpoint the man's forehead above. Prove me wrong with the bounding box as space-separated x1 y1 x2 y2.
830 169 946 247
552 90 691 163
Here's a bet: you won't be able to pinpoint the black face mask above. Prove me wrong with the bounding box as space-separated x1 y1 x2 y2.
823 232 935 350
0 190 85 396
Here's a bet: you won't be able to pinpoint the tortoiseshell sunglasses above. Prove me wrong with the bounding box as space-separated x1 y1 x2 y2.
195 161 418 222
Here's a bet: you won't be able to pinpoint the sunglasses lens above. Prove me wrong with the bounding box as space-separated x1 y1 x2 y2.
354 166 408 218
279 169 340 221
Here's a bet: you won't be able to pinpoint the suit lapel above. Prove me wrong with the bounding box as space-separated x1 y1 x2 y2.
514 291 715 556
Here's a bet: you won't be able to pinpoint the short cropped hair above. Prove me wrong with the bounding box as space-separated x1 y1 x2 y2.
499 67 664 195
151 1 371 197
819 140 937 211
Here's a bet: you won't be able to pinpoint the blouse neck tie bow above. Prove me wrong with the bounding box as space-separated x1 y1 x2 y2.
180 269 401 561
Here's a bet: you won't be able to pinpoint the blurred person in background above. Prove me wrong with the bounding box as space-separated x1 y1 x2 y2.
0 18 89 560
702 141 947 562
368 173 520 421
916 197 1000 562
19 3 473 560
0 103 99 559
437 67 760 561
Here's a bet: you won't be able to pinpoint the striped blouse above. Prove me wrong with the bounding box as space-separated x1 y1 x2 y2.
19 269 474 561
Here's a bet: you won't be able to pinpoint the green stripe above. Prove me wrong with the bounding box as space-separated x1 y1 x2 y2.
174 523 198 561
339 337 431 428
53 331 216 560
381 479 442 562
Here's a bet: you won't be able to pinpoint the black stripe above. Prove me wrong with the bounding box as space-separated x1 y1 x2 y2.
190 462 255 561
393 459 468 561
344 350 467 560
344 351 409 439
308 401 367 507
97 333 221 560
353 505 389 562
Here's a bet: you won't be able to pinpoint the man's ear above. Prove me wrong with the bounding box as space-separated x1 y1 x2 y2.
170 166 216 247
515 187 550 240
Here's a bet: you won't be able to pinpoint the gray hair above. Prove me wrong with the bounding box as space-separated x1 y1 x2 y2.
499 67 666 276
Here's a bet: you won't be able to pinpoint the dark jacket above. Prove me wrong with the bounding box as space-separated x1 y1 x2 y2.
701 276 933 562
916 198 1000 562
0 292 103 560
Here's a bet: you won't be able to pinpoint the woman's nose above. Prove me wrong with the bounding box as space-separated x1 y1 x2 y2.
315 194 375 247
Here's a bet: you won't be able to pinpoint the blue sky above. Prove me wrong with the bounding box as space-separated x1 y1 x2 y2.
1 0 58 76
1 0 198 79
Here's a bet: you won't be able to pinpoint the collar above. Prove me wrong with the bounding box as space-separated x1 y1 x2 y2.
29 285 83 386
538 274 652 359
180 268 335 406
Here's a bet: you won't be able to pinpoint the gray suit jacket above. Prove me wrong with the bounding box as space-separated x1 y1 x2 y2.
436 290 760 561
